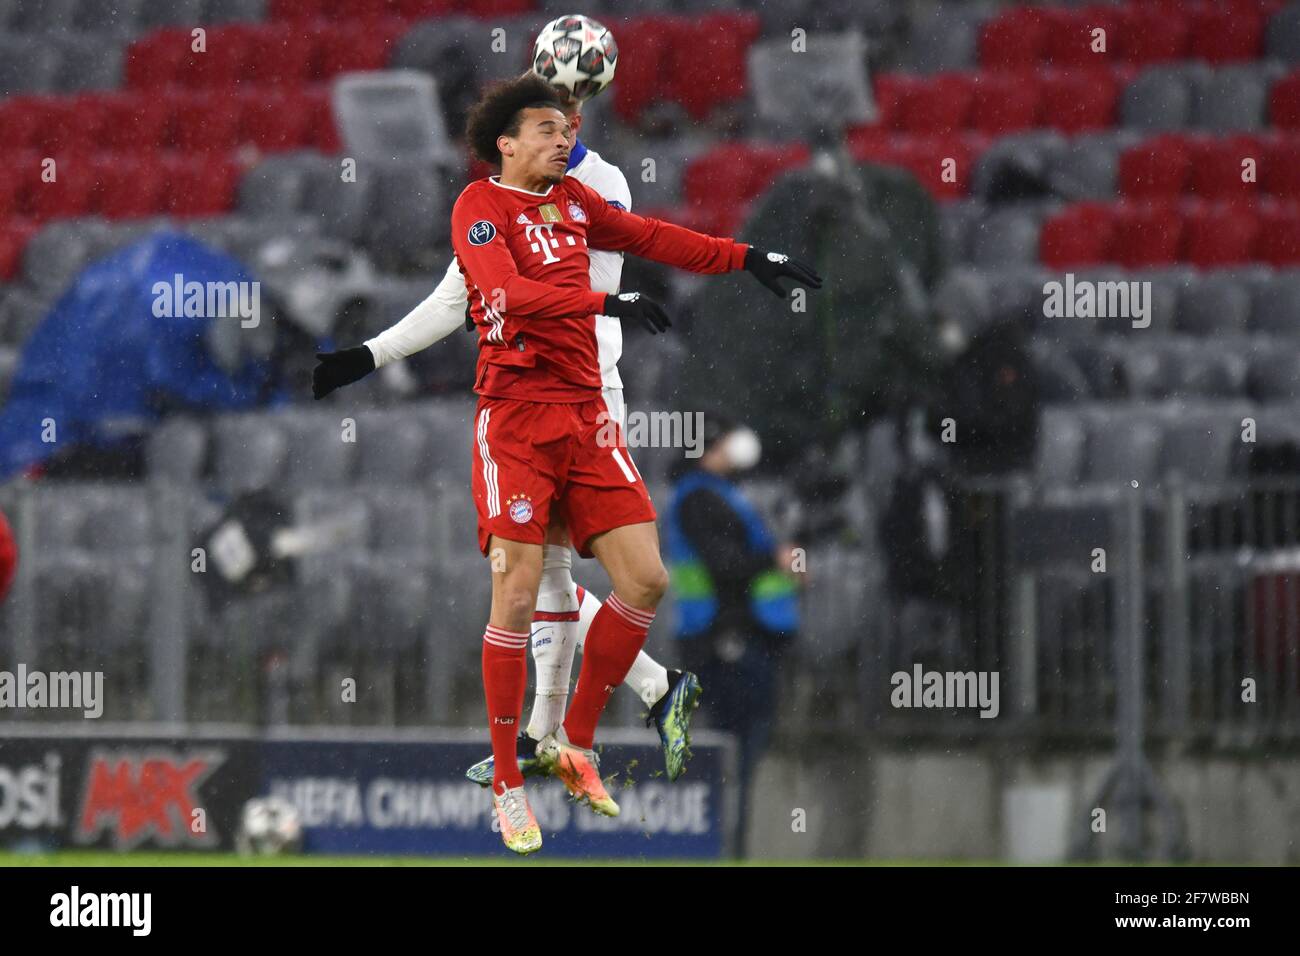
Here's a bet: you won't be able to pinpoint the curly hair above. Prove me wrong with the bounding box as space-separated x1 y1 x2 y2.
465 75 567 165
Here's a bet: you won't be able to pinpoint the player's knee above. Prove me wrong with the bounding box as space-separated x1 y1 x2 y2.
623 562 669 609
498 585 538 629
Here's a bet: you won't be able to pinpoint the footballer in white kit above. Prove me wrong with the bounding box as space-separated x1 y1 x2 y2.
311 49 703 785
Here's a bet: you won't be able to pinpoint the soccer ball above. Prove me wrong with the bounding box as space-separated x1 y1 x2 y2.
532 15 618 102
235 797 303 856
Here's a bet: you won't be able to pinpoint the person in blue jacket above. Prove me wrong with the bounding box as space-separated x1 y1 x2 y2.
665 414 801 855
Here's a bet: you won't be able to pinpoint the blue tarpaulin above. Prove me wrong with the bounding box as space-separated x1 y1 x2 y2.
0 231 290 478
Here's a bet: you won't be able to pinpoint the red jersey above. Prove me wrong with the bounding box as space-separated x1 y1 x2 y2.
450 175 748 402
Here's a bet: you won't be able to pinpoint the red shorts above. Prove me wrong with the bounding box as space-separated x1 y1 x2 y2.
471 394 655 559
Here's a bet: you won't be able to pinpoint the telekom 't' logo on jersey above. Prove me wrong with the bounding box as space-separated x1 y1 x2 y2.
525 223 561 265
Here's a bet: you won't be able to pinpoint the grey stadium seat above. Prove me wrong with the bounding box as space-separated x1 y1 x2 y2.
1195 65 1277 132
278 412 358 489
53 34 125 91
355 410 435 486
237 157 316 220
1049 138 1120 200
22 219 112 294
74 0 143 33
300 158 377 243
1036 406 1088 486
1159 416 1234 484
137 0 204 28
1084 414 1163 483
364 161 450 268
203 0 266 23
970 208 1043 268
0 36 62 92
1248 348 1300 400
1267 2 1300 62
1177 274 1252 335
1167 343 1247 398
7 0 78 30
363 486 435 558
213 415 288 493
1250 272 1300 333
1122 66 1203 131
905 3 985 73
937 200 986 264
147 417 208 484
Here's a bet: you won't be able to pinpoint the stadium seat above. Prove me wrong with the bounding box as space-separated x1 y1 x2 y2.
94 154 169 219
0 35 62 94
146 418 209 484
312 19 405 78
51 33 127 92
969 71 1040 134
1188 6 1267 65
1040 202 1116 268
1118 134 1193 199
1110 201 1183 267
1176 273 1252 334
1183 202 1259 267
977 6 1055 69
20 218 111 293
1084 415 1163 482
203 0 269 24
172 90 246 151
124 28 193 89
162 154 239 218
1268 2 1300 62
1122 66 1201 130
98 92 175 151
905 3 980 74
214 415 289 492
241 22 315 86
0 96 44 149
186 23 258 88
26 157 97 222
1254 204 1300 264
242 89 315 152
1159 416 1234 483
138 0 206 29
1249 269 1300 330
1040 67 1123 134
670 13 760 120
971 207 1042 267
1117 5 1191 65
1262 135 1300 198
1036 407 1088 485
1196 65 1277 131
1187 135 1263 200
1049 136 1120 199
0 219 37 280
1270 69 1300 127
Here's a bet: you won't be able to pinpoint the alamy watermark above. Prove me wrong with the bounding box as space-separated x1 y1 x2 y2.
890 664 1000 719
597 409 704 458
152 274 261 328
1043 273 1150 329
0 665 104 719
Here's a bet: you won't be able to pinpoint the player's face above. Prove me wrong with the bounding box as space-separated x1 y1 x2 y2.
506 107 571 185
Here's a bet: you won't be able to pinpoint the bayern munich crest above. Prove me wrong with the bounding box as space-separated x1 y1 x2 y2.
567 202 587 222
507 494 534 524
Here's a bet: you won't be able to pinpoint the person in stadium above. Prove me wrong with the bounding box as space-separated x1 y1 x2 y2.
0 505 15 607
314 75 705 791
440 74 818 854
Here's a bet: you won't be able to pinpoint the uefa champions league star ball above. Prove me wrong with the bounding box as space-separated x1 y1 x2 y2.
532 14 618 102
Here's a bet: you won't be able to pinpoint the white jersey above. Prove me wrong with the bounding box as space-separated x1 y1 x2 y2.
365 142 630 390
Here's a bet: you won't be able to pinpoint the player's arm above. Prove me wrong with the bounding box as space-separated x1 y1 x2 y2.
312 258 469 400
578 180 822 299
451 195 605 321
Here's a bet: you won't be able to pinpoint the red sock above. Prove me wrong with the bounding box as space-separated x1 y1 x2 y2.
564 593 654 749
482 625 529 791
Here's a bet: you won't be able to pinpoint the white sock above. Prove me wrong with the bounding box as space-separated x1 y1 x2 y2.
574 588 671 709
525 545 580 741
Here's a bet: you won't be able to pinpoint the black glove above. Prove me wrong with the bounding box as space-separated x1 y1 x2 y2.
312 346 376 400
602 292 672 334
743 248 823 299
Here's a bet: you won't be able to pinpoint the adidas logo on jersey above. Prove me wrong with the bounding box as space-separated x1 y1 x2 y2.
516 213 533 225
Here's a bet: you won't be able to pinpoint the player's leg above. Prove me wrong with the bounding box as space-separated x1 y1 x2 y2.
482 534 545 852
525 518 581 740
571 560 703 781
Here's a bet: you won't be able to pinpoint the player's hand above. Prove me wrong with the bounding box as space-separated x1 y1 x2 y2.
312 346 376 400
743 248 823 299
602 292 672 335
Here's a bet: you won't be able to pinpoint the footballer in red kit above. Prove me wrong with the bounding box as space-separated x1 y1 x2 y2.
451 74 821 854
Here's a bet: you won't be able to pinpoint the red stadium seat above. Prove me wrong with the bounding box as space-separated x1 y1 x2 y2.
0 97 49 150
98 93 176 151
267 0 326 19
1040 202 1116 267
1041 7 1118 68
25 156 97 222
312 20 403 78
36 97 109 155
969 71 1040 134
894 134 979 200
300 86 342 153
1118 134 1193 199
0 220 36 280
186 24 259 88
395 0 457 17
125 28 193 89
1040 68 1122 133
162 155 240 217
1115 6 1190 65
899 73 974 133
171 91 247 152
671 13 760 120
1187 6 1266 64
465 0 534 16
1262 136 1300 199
243 24 316 86
1254 203 1300 265
1182 201 1258 266
611 17 675 125
1271 71 1300 129
978 7 1055 69
1110 201 1183 267
93 154 168 219
1187 136 1264 202
241 90 314 152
